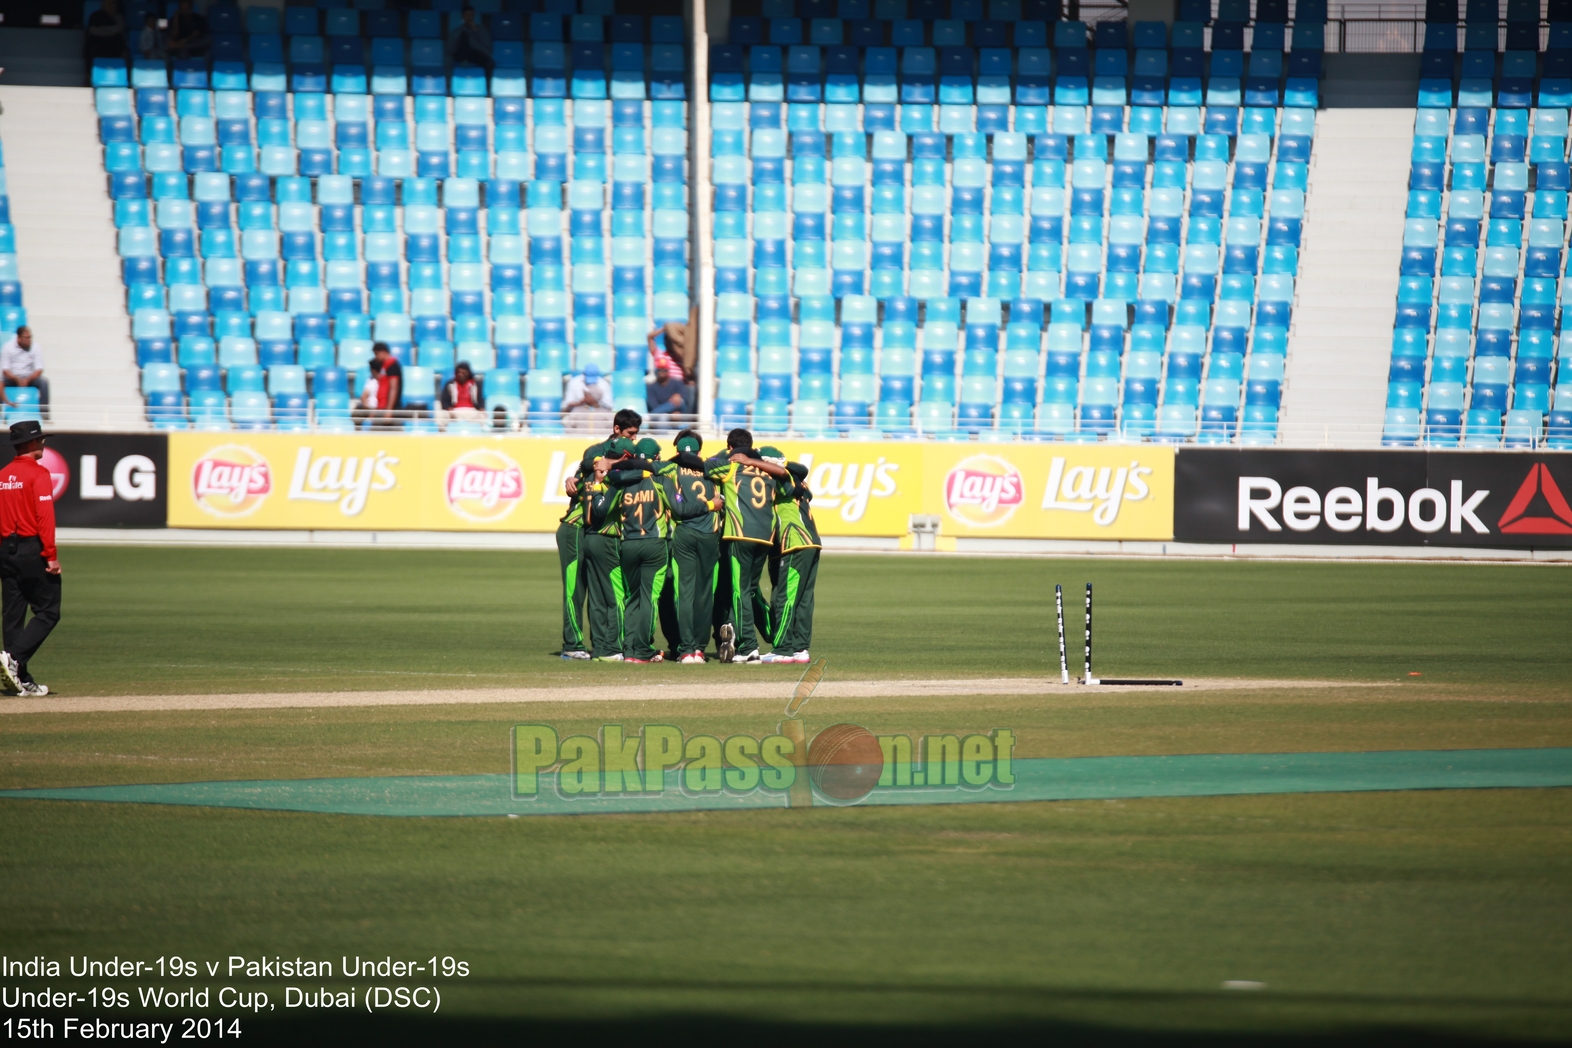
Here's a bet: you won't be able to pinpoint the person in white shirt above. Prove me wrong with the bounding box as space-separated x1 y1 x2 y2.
1 327 48 409
561 362 613 432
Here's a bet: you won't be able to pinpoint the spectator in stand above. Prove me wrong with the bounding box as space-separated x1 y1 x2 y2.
647 305 698 382
84 0 127 65
2 327 49 411
645 362 693 427
354 342 402 429
438 362 486 427
448 6 493 73
562 363 613 432
164 0 210 60
136 13 165 61
358 356 381 412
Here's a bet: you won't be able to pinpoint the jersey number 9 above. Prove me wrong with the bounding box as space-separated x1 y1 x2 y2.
748 476 768 509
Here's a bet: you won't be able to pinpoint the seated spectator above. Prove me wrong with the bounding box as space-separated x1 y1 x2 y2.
562 363 613 432
137 14 166 61
438 362 486 427
84 0 127 64
165 0 210 59
648 305 699 382
448 6 493 72
646 363 693 427
2 327 49 411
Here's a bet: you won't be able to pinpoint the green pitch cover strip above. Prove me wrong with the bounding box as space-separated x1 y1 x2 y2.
2 748 1569 817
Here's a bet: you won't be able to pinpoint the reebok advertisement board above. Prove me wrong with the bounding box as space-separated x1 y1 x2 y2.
0 432 167 528
1173 448 1572 548
166 433 1176 541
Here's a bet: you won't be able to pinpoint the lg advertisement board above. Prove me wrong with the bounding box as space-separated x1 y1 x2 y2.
1174 449 1572 548
0 433 166 528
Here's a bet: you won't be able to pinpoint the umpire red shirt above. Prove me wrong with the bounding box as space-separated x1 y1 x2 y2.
0 455 57 559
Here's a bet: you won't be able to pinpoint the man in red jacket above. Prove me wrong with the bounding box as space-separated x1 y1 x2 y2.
0 420 60 696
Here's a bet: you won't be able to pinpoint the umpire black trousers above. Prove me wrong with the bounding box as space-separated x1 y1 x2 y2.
1 535 59 683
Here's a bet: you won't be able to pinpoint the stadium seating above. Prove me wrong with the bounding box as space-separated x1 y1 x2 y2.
1384 0 1572 449
93 0 1321 441
96 4 688 430
707 5 1320 439
0 127 29 424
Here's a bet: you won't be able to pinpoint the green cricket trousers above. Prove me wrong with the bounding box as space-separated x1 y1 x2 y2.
619 537 669 661
581 532 624 658
723 540 771 656
555 521 587 653
770 548 819 655
667 527 719 657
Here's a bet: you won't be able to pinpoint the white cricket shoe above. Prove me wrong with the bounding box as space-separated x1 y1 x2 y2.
680 653 705 664
759 652 794 664
786 650 810 663
717 623 735 664
593 653 625 662
739 649 762 664
0 652 22 696
560 650 591 660
651 652 665 663
19 681 48 697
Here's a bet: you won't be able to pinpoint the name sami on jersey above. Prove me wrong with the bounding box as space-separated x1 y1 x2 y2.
622 486 660 509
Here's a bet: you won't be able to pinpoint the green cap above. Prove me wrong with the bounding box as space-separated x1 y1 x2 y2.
675 434 702 455
635 437 661 459
758 445 786 464
610 437 636 456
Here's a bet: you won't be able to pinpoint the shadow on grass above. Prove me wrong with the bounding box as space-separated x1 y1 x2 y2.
241 1009 1564 1047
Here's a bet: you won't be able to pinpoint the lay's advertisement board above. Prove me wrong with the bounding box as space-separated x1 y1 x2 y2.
167 433 1175 540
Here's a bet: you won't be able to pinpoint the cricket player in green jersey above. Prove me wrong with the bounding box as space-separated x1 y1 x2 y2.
706 429 791 664
582 435 635 661
703 439 740 655
762 458 821 664
605 438 675 663
597 431 726 663
663 430 725 663
556 409 641 659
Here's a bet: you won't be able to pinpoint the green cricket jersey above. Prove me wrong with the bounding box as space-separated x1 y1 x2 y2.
773 476 821 553
560 436 618 526
579 436 618 475
586 479 622 536
800 487 822 546
668 461 721 533
613 471 672 540
708 462 790 545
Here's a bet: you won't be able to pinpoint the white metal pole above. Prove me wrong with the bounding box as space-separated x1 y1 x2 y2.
689 0 716 433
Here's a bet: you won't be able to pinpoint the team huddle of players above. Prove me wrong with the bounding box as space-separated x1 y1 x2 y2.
554 409 822 664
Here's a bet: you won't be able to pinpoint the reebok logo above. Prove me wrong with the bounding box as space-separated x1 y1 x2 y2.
1238 476 1490 535
1177 449 1572 548
1498 463 1572 534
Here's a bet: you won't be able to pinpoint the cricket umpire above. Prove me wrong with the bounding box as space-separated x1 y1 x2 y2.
0 420 60 696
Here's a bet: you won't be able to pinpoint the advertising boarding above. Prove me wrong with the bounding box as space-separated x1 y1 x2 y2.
1173 448 1572 548
0 433 166 528
167 433 1176 540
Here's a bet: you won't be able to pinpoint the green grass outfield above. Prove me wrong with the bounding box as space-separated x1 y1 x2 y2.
26 546 1572 693
2 547 1570 1045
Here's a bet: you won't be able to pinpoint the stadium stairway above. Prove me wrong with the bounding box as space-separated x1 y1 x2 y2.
1281 107 1411 447
0 86 142 428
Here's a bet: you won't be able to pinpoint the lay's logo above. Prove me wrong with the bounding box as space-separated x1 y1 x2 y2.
191 445 272 518
445 448 525 523
943 455 1025 527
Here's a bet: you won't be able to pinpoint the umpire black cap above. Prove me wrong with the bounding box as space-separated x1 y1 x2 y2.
7 421 45 445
